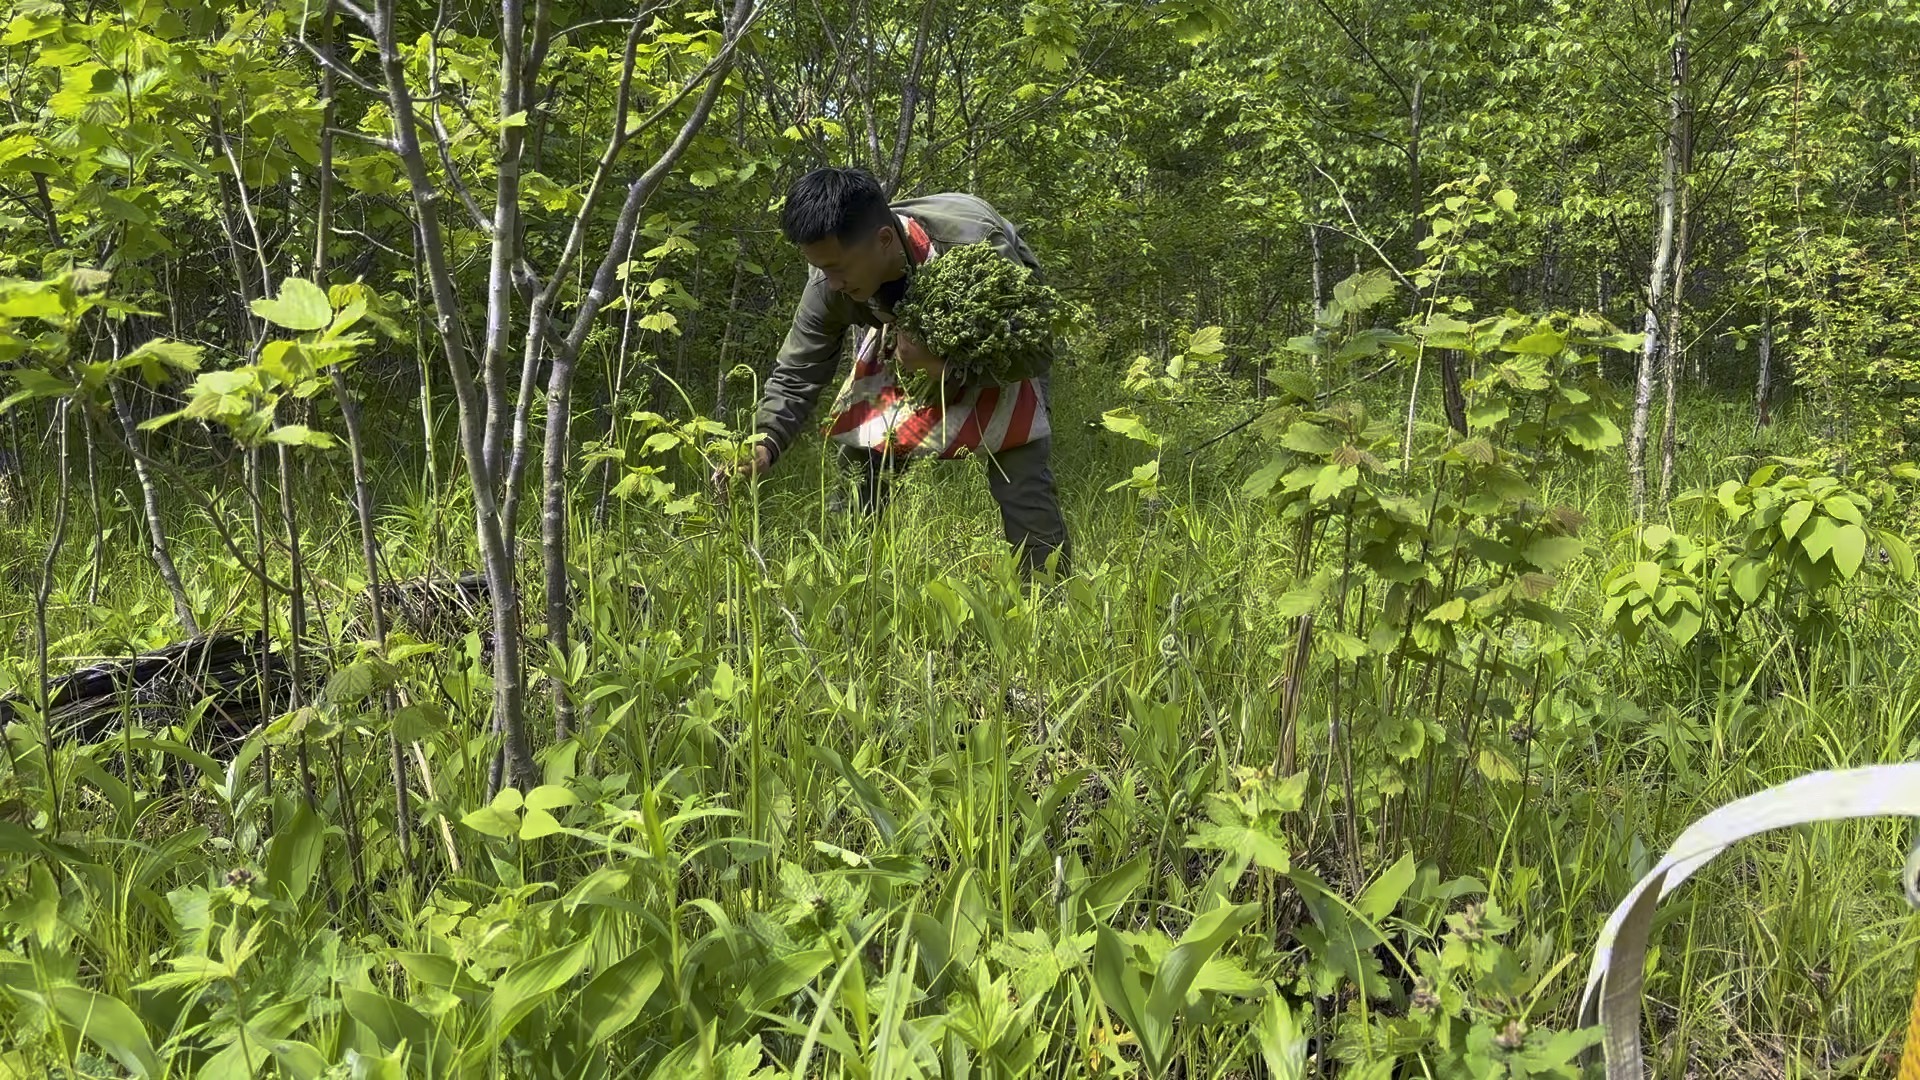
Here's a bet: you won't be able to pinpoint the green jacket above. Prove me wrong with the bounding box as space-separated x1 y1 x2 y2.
753 192 1044 463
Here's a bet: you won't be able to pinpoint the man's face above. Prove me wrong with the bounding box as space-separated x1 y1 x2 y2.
799 225 902 303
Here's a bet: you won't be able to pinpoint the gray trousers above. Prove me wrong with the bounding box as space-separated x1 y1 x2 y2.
838 435 1071 573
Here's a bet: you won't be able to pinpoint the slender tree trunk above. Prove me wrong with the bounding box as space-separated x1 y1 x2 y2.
1308 222 1325 318
540 0 756 740
880 0 937 195
1658 183 1693 503
107 377 198 635
314 3 417 879
371 0 536 788
1629 0 1690 518
1754 301 1774 432
34 400 71 833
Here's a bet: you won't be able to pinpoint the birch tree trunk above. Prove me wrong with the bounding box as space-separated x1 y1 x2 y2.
1629 0 1691 518
1658 182 1694 504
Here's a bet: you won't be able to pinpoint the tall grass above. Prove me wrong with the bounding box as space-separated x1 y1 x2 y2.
0 375 1915 1078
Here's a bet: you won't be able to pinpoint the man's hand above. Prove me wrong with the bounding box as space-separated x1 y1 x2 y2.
895 330 946 382
712 442 773 503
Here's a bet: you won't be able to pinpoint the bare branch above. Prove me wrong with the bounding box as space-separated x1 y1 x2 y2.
1308 160 1418 293
298 37 383 95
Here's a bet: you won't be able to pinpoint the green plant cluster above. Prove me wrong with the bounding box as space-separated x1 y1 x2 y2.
893 241 1060 401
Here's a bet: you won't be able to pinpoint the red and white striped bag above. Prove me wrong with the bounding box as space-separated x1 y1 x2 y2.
823 218 1051 460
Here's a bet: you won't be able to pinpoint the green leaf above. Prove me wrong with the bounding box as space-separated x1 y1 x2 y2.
1632 561 1661 597
524 784 579 811
1800 515 1839 563
1188 819 1290 873
1524 536 1583 571
1330 269 1395 315
1101 407 1161 447
51 987 159 1078
1830 522 1866 579
1466 399 1509 430
689 169 718 187
1279 422 1340 455
1822 496 1863 524
1664 605 1702 645
1254 994 1307 1080
1185 325 1226 356
578 950 665 1045
1309 463 1358 503
1880 531 1914 581
265 801 326 902
637 311 678 334
266 424 336 449
1728 557 1769 604
461 804 519 838
1505 328 1565 355
484 939 592 1052
518 806 563 840
1780 499 1814 540
1356 853 1416 922
340 989 440 1071
1491 188 1518 214
251 278 332 332
1142 903 1261 1063
325 658 393 705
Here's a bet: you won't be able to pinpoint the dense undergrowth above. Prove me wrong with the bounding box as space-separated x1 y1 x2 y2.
3 336 1919 1079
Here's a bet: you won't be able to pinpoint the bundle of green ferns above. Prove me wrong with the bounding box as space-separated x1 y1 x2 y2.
893 241 1060 402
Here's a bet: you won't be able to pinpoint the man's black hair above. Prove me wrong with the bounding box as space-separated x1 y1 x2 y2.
781 166 894 246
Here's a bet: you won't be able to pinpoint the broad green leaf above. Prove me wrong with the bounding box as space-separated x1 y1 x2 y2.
1665 605 1702 645
1830 522 1866 578
1524 536 1583 570
1330 269 1394 315
518 806 563 839
1505 328 1564 355
266 424 336 449
1467 399 1508 430
484 939 592 1051
251 277 332 331
267 1039 330 1080
339 988 440 1071
264 801 325 902
1823 496 1863 525
1632 561 1660 597
524 784 579 811
1780 499 1813 540
1188 819 1289 873
51 986 159 1079
325 658 393 704
1091 927 1149 1059
1880 530 1914 581
579 950 665 1045
1800 515 1838 563
1356 853 1416 922
461 804 519 838
1101 407 1161 447
1280 422 1340 455
1309 463 1358 503
1728 557 1768 604
1185 325 1225 356
1491 188 1518 214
